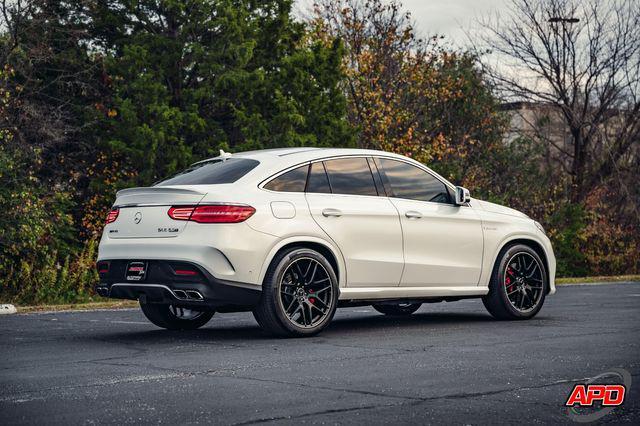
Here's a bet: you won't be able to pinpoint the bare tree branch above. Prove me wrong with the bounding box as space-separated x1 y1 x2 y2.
479 0 640 202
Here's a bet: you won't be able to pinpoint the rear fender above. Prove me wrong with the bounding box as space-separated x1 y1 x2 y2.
258 236 346 288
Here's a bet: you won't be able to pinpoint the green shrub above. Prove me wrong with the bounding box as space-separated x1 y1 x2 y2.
547 204 590 277
0 144 97 305
2 239 98 305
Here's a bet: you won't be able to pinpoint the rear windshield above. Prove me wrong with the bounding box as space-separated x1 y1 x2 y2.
155 158 260 186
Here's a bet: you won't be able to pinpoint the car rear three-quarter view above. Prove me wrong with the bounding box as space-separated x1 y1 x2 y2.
96 148 556 337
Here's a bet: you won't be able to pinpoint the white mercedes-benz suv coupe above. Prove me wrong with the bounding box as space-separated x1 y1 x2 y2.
96 148 555 337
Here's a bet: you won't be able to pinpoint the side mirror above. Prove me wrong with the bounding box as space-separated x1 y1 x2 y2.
455 186 471 205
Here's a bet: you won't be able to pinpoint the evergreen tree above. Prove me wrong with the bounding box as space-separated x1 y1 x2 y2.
95 0 354 184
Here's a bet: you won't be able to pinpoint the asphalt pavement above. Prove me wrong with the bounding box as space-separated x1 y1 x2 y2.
1 282 639 425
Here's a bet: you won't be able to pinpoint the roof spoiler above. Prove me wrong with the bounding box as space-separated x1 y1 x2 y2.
116 187 206 198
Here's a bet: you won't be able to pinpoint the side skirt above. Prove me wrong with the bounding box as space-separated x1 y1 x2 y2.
338 286 488 302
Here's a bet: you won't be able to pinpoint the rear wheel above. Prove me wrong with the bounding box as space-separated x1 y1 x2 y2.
372 303 421 316
482 243 547 320
253 248 338 337
139 301 214 330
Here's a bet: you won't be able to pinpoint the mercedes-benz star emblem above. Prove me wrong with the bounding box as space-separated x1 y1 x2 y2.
134 211 142 224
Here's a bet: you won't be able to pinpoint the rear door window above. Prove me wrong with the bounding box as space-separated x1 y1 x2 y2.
323 158 378 196
155 158 260 186
306 162 332 193
264 164 309 192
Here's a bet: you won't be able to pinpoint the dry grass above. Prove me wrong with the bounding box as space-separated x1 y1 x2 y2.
556 275 640 284
17 300 138 313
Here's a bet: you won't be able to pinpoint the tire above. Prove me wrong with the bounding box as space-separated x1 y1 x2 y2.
482 243 547 320
139 302 214 330
372 303 421 316
253 247 339 337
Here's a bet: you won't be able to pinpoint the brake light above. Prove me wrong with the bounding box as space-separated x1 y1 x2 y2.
191 205 255 223
168 205 255 223
106 208 119 224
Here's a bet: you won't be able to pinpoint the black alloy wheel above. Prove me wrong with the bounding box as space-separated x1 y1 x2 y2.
503 252 545 313
253 248 338 337
483 243 547 320
278 257 335 329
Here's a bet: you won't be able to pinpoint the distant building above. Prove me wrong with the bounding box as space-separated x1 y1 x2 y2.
501 102 568 143
501 101 638 180
501 101 573 172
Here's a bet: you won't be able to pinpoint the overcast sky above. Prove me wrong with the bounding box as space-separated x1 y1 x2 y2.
295 0 512 47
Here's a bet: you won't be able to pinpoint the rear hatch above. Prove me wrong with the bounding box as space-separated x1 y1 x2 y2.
109 187 206 239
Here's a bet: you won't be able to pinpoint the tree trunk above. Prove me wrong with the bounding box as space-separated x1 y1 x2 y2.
570 129 585 203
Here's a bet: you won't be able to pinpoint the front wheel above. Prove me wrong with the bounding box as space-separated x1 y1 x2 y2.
372 303 421 316
253 248 339 337
482 244 547 320
140 302 214 330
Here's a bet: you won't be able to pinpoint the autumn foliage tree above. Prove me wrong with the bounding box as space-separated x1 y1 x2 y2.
311 0 507 183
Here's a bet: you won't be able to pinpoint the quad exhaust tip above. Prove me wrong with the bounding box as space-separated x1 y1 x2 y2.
185 290 204 300
171 289 204 301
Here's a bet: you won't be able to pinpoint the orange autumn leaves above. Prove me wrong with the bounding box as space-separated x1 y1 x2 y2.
311 0 505 169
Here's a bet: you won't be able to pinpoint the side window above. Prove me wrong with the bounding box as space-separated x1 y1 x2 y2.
323 158 378 196
377 158 450 203
306 162 331 193
264 164 309 192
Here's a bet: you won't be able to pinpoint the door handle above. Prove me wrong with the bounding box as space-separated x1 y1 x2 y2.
322 208 342 217
405 210 422 219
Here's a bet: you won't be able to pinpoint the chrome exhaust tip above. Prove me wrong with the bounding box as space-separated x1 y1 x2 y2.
185 290 204 300
172 289 188 300
171 289 204 301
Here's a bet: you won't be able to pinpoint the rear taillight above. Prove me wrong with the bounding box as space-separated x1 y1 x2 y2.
168 205 255 223
106 208 119 224
167 206 194 221
191 205 256 223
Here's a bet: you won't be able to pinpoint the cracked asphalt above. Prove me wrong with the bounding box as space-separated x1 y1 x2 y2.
1 282 639 425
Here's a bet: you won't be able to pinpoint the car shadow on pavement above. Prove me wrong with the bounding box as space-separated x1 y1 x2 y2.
324 311 495 334
94 311 494 343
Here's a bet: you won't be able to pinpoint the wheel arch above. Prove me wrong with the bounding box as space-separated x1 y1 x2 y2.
495 237 551 293
258 237 345 287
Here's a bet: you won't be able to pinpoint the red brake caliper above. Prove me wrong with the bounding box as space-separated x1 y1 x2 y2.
506 267 514 292
309 289 315 305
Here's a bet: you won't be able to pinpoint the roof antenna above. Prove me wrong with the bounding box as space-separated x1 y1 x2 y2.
219 149 232 160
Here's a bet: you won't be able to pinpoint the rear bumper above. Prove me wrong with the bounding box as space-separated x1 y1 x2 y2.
97 222 278 285
96 259 261 310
